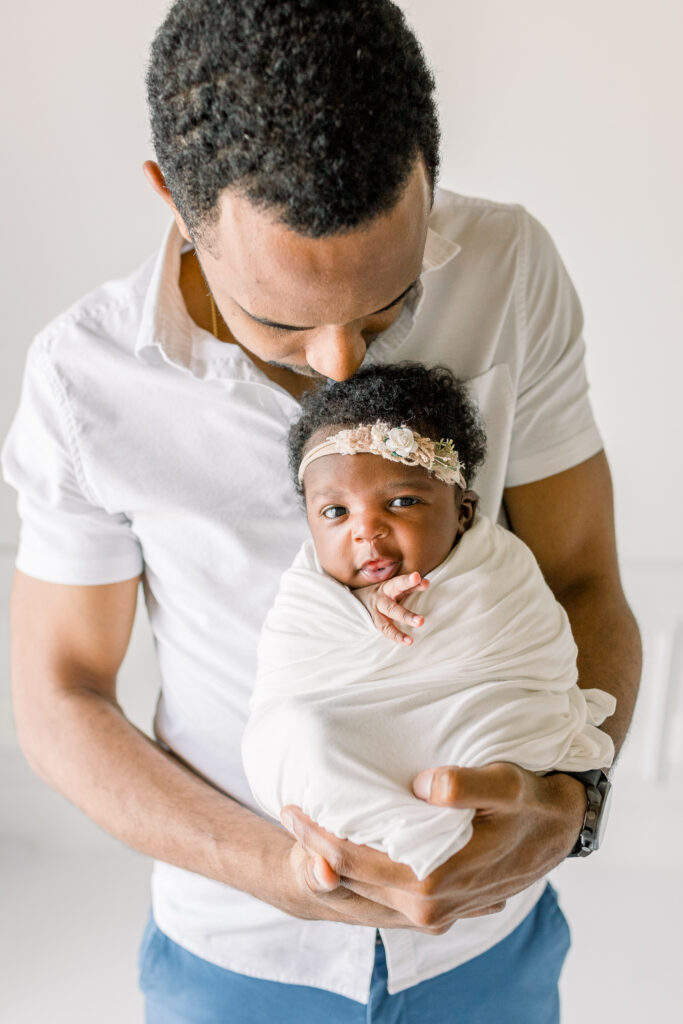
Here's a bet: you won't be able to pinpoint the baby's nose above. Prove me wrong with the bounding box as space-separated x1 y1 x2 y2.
352 514 387 542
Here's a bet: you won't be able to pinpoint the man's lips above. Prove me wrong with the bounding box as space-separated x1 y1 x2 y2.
358 558 400 583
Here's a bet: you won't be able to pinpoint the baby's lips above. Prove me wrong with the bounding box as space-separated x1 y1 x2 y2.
358 559 401 584
361 558 397 571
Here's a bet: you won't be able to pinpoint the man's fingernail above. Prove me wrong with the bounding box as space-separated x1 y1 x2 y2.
313 860 328 889
281 812 294 833
413 772 434 800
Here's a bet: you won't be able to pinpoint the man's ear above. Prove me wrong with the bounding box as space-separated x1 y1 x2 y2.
458 489 479 533
142 160 193 244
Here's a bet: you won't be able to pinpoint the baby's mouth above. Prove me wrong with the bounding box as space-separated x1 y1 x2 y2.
358 558 400 583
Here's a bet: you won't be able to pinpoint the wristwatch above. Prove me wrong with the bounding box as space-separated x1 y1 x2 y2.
549 769 613 858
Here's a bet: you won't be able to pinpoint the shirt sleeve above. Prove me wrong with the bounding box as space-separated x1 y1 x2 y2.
504 211 604 488
1 336 144 585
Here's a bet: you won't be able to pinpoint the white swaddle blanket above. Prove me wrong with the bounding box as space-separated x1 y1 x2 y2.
242 515 615 880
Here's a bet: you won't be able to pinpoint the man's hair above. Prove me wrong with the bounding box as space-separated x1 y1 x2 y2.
288 362 487 496
146 0 440 243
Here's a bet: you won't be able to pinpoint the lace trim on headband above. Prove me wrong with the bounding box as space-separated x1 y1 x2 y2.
297 422 466 488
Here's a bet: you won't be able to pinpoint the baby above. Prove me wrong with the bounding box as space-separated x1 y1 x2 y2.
242 362 615 880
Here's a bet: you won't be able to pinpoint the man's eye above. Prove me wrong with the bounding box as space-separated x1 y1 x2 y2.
321 506 348 519
389 496 420 508
267 325 295 335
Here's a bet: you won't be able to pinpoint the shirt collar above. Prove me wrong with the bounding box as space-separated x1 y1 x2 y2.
135 221 460 380
422 227 461 272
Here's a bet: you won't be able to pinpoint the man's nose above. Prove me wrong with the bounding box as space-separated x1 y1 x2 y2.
305 325 367 381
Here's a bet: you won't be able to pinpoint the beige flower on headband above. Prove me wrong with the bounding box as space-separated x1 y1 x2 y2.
335 425 374 454
413 439 436 468
384 427 419 458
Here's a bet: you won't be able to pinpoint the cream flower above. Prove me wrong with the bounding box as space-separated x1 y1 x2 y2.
385 426 418 457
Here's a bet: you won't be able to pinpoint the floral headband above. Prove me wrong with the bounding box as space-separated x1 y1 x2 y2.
297 421 466 488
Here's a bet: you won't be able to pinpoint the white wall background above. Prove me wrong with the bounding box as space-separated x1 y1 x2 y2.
1 3 682 1023
407 0 683 565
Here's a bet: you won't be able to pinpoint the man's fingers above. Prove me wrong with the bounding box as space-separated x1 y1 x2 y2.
342 876 507 928
303 853 341 893
412 763 525 811
288 845 416 928
459 900 508 918
281 806 418 888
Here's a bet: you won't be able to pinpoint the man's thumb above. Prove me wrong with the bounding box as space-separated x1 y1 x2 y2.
304 853 340 893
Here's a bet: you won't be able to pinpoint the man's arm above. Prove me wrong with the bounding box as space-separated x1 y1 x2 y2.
503 450 641 754
10 571 424 930
282 452 642 928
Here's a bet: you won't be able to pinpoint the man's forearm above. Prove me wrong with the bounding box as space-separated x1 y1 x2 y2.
554 577 642 756
16 682 429 930
17 683 291 899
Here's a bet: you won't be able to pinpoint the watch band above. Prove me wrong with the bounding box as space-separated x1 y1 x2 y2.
548 769 612 858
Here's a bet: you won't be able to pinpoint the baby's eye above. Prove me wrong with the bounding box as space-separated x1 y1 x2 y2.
321 505 348 520
389 496 420 508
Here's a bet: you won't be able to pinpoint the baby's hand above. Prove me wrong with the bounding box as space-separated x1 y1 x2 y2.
355 571 429 646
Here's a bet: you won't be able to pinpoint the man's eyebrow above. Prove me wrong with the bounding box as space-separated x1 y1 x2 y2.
235 279 419 331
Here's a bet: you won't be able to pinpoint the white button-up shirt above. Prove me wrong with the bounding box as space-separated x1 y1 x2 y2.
2 189 602 1002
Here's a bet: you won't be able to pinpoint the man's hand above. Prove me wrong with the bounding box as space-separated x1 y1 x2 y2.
276 829 429 930
281 763 587 933
355 571 429 645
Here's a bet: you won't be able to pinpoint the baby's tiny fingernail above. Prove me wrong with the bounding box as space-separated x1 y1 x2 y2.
403 635 412 645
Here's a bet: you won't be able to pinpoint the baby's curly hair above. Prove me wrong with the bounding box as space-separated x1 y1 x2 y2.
146 0 439 244
289 362 487 497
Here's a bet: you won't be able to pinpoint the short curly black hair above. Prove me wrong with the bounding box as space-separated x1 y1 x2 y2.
289 362 487 497
146 0 440 243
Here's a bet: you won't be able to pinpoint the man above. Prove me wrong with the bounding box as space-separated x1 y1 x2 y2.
3 1 640 1021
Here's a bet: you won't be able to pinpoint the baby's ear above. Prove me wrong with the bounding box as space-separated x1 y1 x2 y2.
458 490 479 532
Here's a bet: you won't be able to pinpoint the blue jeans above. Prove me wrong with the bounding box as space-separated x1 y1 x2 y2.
139 884 570 1023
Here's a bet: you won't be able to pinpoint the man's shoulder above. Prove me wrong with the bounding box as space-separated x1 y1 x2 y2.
430 188 564 287
31 247 159 373
431 187 527 241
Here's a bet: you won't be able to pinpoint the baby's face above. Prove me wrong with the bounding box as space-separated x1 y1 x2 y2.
303 448 472 588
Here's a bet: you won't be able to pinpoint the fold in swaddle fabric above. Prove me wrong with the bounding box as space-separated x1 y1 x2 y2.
242 515 615 880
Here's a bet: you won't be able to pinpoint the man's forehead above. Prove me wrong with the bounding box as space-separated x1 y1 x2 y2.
202 161 431 325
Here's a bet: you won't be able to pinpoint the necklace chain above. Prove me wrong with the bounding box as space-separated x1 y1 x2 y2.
208 292 219 339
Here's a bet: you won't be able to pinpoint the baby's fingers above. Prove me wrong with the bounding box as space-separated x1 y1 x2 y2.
382 572 430 602
375 612 415 646
376 593 424 631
